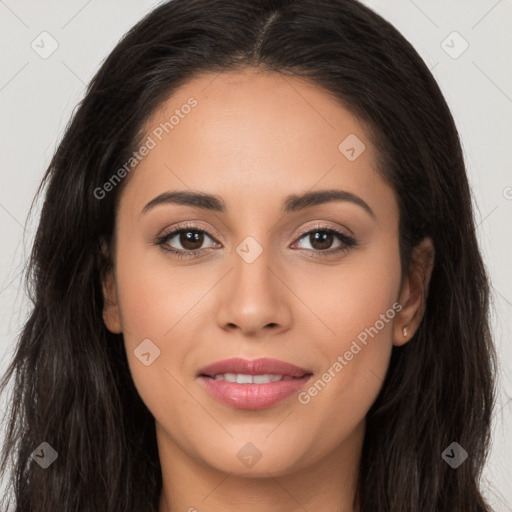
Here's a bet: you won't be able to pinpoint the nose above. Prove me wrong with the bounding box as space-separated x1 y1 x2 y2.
216 247 292 337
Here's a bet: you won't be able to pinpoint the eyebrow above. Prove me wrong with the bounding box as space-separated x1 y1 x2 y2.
141 189 375 218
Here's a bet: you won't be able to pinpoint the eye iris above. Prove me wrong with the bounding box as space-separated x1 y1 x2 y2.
181 230 204 250
310 231 333 250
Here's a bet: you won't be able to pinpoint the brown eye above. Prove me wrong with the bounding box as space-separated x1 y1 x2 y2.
178 230 205 251
308 231 335 251
294 227 356 254
155 225 219 258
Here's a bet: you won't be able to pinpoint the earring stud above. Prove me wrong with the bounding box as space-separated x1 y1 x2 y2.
403 326 408 337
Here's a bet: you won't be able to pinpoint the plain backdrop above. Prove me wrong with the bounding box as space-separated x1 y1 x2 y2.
0 0 511 508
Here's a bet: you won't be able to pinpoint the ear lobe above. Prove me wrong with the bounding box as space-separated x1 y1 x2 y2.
100 241 122 334
393 237 435 346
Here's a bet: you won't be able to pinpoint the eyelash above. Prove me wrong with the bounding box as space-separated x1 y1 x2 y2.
153 222 357 260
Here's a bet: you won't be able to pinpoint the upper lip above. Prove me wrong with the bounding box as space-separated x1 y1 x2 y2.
198 357 312 378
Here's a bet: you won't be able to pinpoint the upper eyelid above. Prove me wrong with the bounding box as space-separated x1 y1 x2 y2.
295 221 353 238
159 222 221 242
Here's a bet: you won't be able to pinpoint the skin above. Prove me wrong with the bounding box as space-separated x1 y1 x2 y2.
102 67 434 512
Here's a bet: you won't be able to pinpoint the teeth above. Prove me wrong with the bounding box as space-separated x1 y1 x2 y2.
212 373 295 384
253 374 280 383
236 373 253 384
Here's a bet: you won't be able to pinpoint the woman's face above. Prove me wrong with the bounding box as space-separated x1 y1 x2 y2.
102 68 423 478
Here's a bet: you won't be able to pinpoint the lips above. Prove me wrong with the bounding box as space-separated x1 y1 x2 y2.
197 357 313 410
198 357 311 378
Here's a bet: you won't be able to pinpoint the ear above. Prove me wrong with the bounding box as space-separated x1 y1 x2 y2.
100 240 122 334
393 237 435 346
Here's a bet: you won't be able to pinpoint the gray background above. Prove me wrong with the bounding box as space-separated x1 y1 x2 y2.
0 0 511 508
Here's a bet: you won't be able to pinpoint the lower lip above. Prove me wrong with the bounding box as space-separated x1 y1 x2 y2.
198 375 313 410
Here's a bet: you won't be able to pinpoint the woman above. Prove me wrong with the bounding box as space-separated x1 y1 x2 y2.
0 0 497 510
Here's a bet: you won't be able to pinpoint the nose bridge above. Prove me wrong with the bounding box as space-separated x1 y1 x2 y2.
229 206 277 279
216 230 291 334
232 232 278 301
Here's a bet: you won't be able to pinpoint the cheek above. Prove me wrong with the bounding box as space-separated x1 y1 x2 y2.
292 234 401 346
294 238 401 417
111 238 197 406
114 232 208 342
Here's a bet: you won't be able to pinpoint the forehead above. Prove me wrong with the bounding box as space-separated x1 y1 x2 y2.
119 68 396 222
